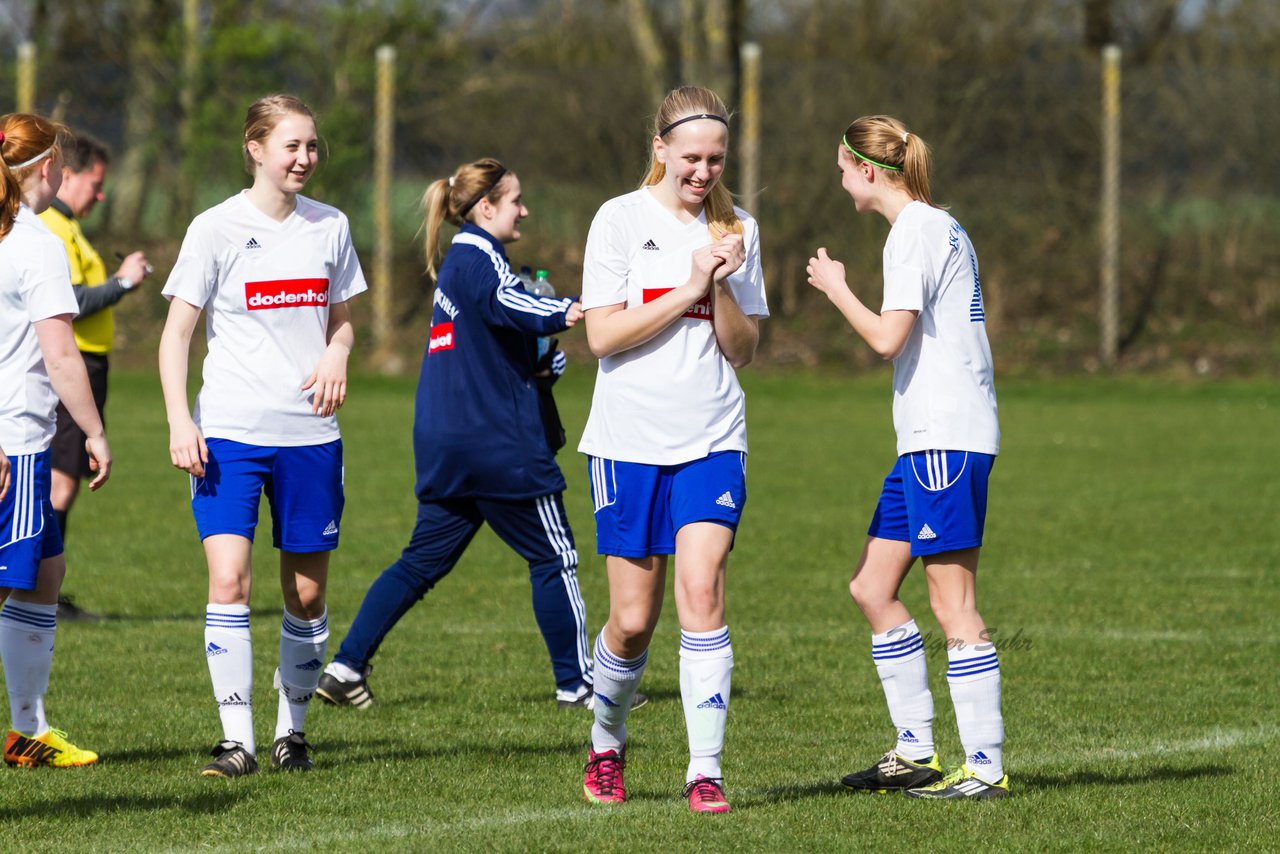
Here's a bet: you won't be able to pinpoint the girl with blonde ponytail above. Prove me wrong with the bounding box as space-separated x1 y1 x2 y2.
318 158 606 717
577 86 770 814
807 116 1008 800
1 113 111 768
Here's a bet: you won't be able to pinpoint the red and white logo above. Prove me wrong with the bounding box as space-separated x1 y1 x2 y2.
642 288 713 321
429 322 455 354
245 278 329 311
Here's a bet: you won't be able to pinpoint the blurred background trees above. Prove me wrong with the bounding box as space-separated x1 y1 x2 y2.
2 0 1276 375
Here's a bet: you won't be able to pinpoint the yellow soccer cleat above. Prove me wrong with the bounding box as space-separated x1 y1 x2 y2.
5 728 100 768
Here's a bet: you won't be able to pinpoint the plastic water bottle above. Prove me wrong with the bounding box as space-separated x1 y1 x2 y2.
529 269 556 361
518 265 535 291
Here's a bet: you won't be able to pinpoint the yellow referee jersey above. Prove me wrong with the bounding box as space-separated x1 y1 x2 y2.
38 203 113 355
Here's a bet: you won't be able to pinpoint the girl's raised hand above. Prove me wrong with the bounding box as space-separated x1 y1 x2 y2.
806 247 848 297
709 233 746 282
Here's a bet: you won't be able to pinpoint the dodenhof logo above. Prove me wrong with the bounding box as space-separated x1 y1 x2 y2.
245 278 330 310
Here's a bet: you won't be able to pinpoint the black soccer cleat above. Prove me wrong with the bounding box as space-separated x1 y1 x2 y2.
200 740 258 779
270 731 315 772
841 750 944 793
316 666 374 709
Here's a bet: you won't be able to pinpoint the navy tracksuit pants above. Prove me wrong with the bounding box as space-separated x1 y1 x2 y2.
333 492 593 692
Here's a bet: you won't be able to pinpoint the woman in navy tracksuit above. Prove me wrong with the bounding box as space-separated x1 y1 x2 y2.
318 157 601 708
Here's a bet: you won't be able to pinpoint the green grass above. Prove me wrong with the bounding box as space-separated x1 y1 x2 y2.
3 369 1278 851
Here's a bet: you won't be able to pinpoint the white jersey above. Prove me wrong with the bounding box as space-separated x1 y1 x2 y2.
578 188 769 465
881 201 999 456
163 192 368 447
0 206 78 455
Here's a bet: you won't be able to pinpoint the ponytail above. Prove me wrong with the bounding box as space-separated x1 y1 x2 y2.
841 115 941 209
421 157 511 281
0 113 67 240
640 86 743 240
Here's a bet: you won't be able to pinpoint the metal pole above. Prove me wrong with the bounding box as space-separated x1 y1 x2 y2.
373 44 396 366
17 41 36 113
1100 44 1121 367
739 42 761 217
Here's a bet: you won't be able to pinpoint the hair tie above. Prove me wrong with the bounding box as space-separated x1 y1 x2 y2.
0 130 6 145
658 113 729 137
902 132 910 143
448 175 455 188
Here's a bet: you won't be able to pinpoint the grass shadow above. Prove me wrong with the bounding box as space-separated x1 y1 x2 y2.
1019 763 1231 790
0 789 246 821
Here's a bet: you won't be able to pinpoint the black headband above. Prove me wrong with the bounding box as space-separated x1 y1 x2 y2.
658 113 728 137
456 166 508 218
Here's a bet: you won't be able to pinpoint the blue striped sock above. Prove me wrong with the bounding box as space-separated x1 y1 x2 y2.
946 646 1004 782
871 619 935 761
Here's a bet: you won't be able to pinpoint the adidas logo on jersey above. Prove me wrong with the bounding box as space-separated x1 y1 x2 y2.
715 491 736 510
322 520 339 536
642 239 660 250
697 692 727 710
245 237 262 249
917 524 937 541
205 642 228 657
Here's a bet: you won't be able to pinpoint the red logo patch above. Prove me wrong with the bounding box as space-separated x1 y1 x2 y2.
245 278 329 310
429 322 455 353
642 288 713 321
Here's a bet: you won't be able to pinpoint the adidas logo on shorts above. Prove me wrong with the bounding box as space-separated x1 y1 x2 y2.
715 491 736 510
323 520 339 536
917 524 937 541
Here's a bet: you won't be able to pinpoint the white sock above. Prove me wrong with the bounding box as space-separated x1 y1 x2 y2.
946 646 1005 782
0 601 57 735
205 604 254 754
275 609 329 740
679 626 733 783
590 633 646 754
871 619 935 761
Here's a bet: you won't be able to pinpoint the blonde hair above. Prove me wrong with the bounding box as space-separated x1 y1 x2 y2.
243 93 316 175
641 86 743 240
841 115 939 208
421 157 512 281
0 113 67 240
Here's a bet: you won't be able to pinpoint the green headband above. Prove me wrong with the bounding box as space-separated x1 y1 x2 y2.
842 135 902 172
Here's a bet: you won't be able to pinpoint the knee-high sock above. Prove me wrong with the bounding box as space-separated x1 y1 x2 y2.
0 602 57 735
205 604 254 754
276 609 329 740
947 646 1005 782
680 626 733 783
871 619 935 761
590 634 646 753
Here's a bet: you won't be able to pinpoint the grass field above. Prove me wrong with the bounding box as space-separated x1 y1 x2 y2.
2 367 1277 852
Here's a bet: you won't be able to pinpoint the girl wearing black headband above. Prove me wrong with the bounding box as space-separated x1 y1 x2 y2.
577 86 770 814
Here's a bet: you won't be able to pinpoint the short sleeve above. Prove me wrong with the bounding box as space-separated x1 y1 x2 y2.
24 237 78 322
881 225 927 313
727 215 769 318
581 206 629 310
329 214 369 304
162 217 219 308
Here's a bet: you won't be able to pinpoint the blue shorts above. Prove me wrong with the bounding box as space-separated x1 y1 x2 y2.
191 438 344 553
0 449 64 590
868 450 995 557
588 451 746 558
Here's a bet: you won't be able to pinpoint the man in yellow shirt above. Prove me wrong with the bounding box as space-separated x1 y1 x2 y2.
38 132 152 620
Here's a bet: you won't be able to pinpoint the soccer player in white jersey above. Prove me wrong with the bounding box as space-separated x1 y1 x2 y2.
577 86 769 813
0 113 112 768
806 115 1008 800
158 94 367 778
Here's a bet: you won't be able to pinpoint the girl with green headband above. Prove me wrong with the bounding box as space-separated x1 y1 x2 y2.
807 115 1009 800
